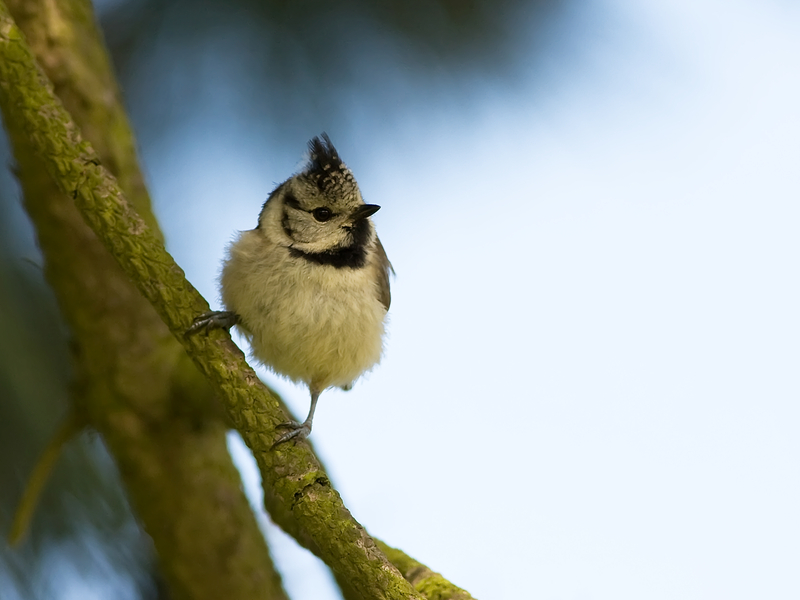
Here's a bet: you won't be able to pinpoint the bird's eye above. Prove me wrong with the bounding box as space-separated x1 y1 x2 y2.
312 207 333 222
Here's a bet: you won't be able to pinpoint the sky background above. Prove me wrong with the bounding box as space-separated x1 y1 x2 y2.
3 0 800 598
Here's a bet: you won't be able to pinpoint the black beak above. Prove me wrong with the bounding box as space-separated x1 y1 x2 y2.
350 204 381 222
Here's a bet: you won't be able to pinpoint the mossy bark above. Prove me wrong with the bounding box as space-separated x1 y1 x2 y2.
377 542 477 600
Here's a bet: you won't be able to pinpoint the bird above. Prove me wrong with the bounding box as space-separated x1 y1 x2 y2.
189 134 392 446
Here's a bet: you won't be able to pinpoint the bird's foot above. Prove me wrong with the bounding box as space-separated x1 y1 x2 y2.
272 421 312 448
186 311 239 336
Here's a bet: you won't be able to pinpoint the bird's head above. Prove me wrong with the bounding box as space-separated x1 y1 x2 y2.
260 134 380 261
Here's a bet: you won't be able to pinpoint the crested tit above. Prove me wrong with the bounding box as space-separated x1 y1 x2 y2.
190 134 392 446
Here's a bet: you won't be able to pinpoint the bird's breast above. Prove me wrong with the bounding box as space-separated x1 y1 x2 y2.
221 234 386 389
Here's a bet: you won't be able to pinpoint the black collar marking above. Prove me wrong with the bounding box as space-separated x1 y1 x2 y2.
289 245 368 269
288 216 372 269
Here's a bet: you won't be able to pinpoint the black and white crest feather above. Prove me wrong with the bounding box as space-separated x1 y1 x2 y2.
305 134 358 198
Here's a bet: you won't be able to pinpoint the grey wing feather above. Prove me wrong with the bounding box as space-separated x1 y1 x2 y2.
374 236 394 311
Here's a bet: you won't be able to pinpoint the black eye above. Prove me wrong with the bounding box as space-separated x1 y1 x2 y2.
312 207 333 222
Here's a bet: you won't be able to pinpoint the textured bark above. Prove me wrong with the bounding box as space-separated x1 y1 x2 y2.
377 542 476 600
1 2 287 599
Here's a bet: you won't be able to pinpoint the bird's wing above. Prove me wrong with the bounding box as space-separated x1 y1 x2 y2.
374 236 394 311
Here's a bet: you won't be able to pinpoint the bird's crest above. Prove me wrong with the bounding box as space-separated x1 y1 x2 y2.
305 134 358 198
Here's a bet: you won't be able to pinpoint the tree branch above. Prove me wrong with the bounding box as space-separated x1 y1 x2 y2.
0 4 427 598
2 0 287 598
7 410 83 546
377 542 477 600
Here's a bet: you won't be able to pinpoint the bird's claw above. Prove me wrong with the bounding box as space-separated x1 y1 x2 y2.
272 421 311 448
186 310 239 336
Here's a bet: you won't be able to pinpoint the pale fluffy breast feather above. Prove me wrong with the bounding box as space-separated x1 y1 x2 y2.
220 229 387 389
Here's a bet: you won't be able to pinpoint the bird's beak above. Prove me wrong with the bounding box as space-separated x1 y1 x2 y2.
349 204 381 222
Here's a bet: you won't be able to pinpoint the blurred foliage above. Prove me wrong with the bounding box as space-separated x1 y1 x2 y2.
102 0 554 68
98 0 565 141
0 0 569 597
0 115 164 596
0 217 162 598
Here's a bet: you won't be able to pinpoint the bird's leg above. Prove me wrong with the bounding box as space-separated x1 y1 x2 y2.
186 310 240 335
272 388 321 447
